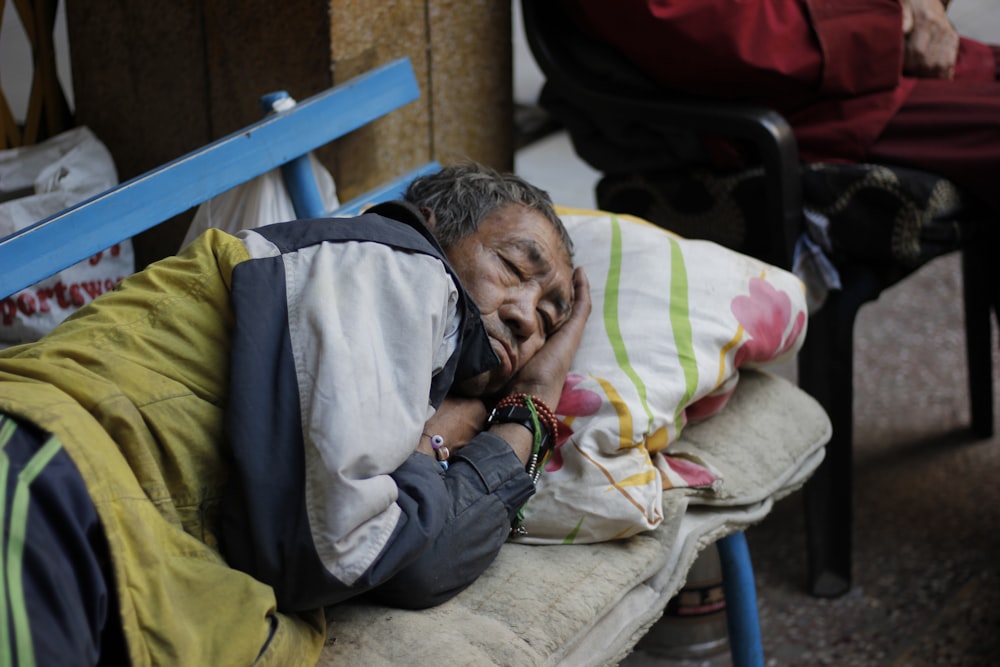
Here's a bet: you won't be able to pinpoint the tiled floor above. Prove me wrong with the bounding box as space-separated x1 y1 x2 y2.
513 3 1000 665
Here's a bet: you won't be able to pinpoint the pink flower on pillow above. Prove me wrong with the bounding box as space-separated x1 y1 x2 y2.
731 277 806 367
546 374 602 472
662 454 718 489
684 391 733 423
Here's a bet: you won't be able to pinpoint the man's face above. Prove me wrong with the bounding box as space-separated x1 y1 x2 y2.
446 204 574 397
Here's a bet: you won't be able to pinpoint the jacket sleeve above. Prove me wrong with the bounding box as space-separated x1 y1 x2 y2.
224 230 466 611
567 0 904 98
288 240 458 588
367 432 535 609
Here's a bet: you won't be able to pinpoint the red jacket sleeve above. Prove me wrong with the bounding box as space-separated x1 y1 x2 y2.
568 0 904 99
807 0 905 95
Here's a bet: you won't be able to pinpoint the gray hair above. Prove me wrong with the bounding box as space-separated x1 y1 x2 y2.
403 162 573 259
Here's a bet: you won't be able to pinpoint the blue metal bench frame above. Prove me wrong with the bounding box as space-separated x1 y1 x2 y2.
0 56 763 667
0 57 437 299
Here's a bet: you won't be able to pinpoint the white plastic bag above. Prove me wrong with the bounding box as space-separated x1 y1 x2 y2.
180 154 339 248
0 126 131 348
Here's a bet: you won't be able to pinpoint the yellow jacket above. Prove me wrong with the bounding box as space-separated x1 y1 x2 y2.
0 231 324 666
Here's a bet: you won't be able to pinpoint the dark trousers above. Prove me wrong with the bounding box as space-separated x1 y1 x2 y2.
0 414 126 666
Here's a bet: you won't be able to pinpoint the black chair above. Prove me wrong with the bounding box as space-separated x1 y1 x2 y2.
521 0 998 598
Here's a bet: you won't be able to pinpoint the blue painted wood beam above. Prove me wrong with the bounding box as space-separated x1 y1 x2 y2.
0 57 420 298
331 162 441 217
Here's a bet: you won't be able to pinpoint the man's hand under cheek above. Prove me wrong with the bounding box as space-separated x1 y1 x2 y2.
503 266 592 409
417 397 489 456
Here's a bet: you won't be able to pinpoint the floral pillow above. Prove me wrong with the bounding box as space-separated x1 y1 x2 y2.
515 208 807 544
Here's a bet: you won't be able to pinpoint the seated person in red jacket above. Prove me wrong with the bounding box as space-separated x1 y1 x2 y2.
564 0 1000 215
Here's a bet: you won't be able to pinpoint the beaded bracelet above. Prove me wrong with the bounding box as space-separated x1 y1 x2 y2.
494 393 559 446
494 393 559 479
423 433 449 471
492 393 562 536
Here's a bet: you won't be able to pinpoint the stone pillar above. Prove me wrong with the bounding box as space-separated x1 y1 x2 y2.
64 0 513 268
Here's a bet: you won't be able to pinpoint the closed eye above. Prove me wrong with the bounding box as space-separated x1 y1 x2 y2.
501 256 524 280
538 309 554 338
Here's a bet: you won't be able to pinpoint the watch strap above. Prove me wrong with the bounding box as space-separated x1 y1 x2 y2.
487 405 537 436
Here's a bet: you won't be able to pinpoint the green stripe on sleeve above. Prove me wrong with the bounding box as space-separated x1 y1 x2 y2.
0 457 9 663
0 417 16 667
0 418 13 448
5 434 63 667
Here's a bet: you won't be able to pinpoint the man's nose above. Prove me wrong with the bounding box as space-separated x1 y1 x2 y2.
499 289 541 341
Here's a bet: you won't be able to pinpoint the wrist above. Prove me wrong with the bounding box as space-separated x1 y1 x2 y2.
419 432 451 471
488 393 561 537
488 393 559 480
488 422 535 463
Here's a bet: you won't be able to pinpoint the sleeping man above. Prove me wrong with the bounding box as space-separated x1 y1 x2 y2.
0 162 591 666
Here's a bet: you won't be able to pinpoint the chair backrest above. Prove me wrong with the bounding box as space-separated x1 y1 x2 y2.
0 57 435 299
520 0 801 267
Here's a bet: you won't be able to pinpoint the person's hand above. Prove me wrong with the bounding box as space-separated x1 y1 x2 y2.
500 266 591 409
901 0 959 79
417 396 488 456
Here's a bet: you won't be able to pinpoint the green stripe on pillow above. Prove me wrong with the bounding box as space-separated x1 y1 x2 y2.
668 237 699 424
604 215 654 432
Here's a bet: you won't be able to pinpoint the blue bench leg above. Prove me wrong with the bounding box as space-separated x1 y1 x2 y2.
717 532 764 667
281 156 328 218
259 91 328 219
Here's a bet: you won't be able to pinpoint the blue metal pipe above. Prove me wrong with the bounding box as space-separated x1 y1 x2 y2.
718 532 765 667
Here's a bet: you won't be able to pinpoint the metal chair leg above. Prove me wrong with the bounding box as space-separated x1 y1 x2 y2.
798 289 860 598
962 241 996 439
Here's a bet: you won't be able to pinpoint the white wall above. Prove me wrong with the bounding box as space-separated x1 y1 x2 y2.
950 0 1000 42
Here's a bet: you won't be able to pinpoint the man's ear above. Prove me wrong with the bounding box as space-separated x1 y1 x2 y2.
420 207 437 229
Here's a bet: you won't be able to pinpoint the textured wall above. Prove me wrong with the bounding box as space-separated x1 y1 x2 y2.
326 0 431 202
427 0 513 170
65 0 513 267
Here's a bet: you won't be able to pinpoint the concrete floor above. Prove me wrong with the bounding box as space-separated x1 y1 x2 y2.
513 3 1000 665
